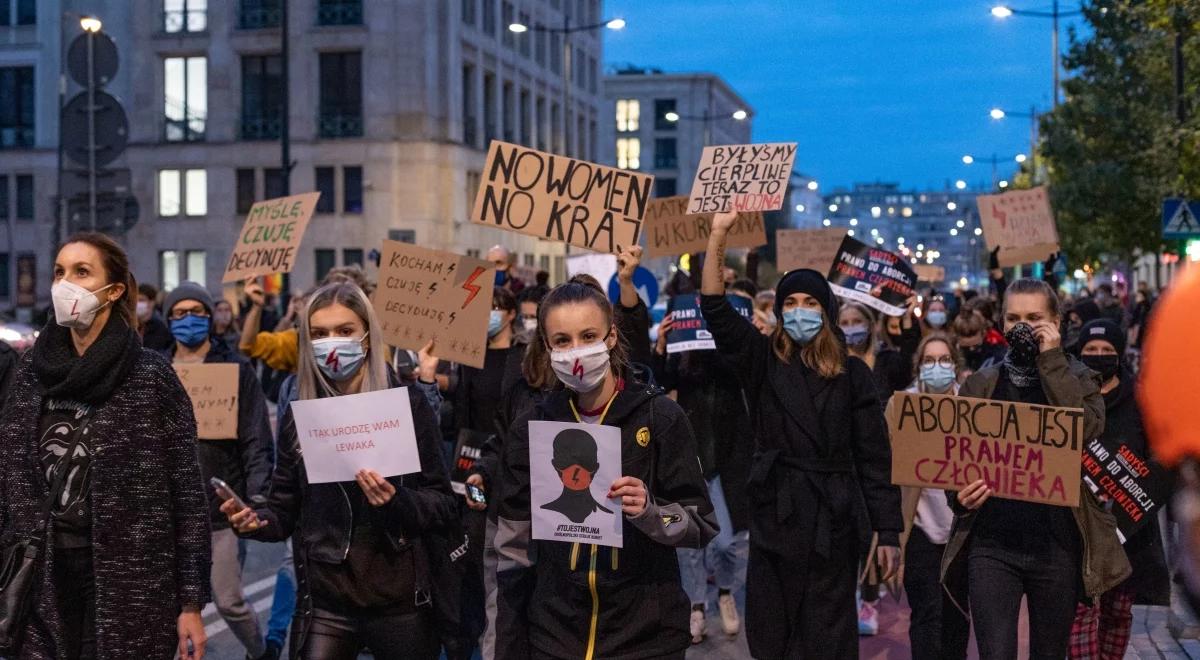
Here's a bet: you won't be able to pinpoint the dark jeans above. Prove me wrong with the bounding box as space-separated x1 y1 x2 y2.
904 527 969 660
968 541 1079 659
294 607 438 660
53 547 96 660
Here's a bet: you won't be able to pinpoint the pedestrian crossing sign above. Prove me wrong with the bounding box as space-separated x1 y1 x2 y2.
1163 198 1200 238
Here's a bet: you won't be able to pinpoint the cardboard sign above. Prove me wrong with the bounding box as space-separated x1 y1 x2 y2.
642 196 766 258
1082 438 1171 543
223 192 321 283
886 391 1083 507
827 236 917 317
471 140 654 254
667 294 753 354
529 420 623 548
775 227 847 273
914 265 946 283
374 240 496 369
977 186 1060 268
173 363 239 440
566 253 618 287
291 388 422 484
451 429 491 495
687 143 798 214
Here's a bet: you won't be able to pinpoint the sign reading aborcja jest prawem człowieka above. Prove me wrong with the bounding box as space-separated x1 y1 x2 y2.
470 140 654 254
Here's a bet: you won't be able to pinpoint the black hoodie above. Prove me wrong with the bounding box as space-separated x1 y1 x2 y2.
495 383 717 660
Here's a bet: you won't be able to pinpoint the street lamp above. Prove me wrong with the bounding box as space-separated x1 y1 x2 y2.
962 155 975 165
990 106 1041 172
990 3 1082 107
79 15 102 32
961 153 1026 187
664 108 750 146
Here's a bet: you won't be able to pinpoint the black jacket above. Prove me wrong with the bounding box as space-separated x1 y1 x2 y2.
700 294 903 557
1101 371 1170 606
246 383 457 645
616 298 654 375
495 384 717 660
0 340 16 411
655 348 754 532
0 350 210 659
140 313 173 352
164 338 274 529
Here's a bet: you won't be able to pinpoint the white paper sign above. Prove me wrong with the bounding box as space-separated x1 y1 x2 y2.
291 388 422 484
529 421 623 548
566 252 618 287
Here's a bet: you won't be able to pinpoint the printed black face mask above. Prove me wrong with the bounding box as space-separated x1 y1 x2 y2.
1004 323 1041 367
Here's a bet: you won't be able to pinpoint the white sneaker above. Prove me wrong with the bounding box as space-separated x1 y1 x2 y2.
690 608 706 644
718 593 740 636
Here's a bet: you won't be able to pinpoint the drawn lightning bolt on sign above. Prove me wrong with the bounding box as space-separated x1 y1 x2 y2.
461 266 486 309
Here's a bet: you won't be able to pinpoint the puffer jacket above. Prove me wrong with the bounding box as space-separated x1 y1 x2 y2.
940 347 1130 608
495 383 717 660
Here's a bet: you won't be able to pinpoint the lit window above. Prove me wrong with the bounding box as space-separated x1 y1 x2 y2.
185 250 206 286
158 170 181 216
158 168 207 217
164 56 207 141
161 250 180 291
616 138 640 170
185 169 207 215
615 99 639 132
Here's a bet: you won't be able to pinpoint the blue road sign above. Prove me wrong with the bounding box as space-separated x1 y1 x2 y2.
607 266 659 308
1163 198 1200 239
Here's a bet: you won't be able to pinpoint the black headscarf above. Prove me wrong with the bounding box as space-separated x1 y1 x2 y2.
32 311 142 404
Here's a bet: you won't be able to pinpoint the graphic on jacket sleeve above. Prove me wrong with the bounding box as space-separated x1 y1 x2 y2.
530 421 624 548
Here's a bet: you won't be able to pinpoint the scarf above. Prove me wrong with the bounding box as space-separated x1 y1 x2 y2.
1002 322 1042 388
32 312 143 404
1002 355 1040 388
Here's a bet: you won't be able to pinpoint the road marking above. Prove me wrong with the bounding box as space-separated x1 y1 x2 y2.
201 575 279 623
203 593 275 638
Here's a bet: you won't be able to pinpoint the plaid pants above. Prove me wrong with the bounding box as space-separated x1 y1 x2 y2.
1068 585 1135 659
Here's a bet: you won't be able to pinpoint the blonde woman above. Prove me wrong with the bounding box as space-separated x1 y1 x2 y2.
223 282 455 658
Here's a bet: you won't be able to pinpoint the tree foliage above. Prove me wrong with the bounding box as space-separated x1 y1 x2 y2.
1040 0 1200 267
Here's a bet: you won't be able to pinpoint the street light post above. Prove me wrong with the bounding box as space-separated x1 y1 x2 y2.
962 153 1027 188
80 16 103 231
990 106 1041 179
991 3 1082 108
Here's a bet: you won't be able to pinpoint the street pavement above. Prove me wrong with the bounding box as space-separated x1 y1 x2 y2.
206 540 1200 659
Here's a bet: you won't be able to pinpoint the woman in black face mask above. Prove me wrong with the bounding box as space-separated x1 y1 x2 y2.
1068 319 1170 657
941 279 1128 660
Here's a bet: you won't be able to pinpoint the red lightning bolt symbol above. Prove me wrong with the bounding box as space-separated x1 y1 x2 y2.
572 358 584 379
460 266 486 309
993 206 1007 229
324 347 340 373
69 299 80 319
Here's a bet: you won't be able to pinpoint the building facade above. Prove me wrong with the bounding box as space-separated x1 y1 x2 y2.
599 68 752 201
823 182 988 288
0 0 606 314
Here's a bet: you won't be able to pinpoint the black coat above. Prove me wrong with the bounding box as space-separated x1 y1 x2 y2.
164 338 274 529
246 383 457 645
0 340 17 410
0 351 211 659
495 385 717 660
1101 372 1171 606
140 313 173 352
699 294 903 558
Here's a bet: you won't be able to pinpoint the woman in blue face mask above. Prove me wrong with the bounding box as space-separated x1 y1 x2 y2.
698 211 903 659
921 297 950 335
838 300 922 411
222 281 456 659
891 333 970 660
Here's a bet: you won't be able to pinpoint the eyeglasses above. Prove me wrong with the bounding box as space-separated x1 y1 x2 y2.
169 309 210 321
920 356 955 369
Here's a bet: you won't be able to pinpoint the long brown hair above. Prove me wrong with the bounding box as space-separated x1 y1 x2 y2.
61 232 137 327
296 282 390 400
523 275 631 389
771 311 846 379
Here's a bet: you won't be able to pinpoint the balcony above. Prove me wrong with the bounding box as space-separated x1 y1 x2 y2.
238 5 281 29
318 113 363 138
0 127 34 149
240 115 281 140
317 1 362 26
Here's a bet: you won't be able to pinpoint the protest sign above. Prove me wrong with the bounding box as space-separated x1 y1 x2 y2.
826 235 917 317
666 294 753 354
471 140 654 254
451 429 491 495
291 388 421 484
529 420 623 548
374 240 495 369
642 196 766 258
775 227 847 273
1082 438 1171 543
886 391 1083 507
977 186 1060 268
173 363 239 440
566 252 618 286
687 143 798 215
223 192 320 283
913 264 946 283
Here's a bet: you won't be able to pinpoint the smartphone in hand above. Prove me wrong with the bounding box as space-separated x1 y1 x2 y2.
210 477 247 510
466 483 487 505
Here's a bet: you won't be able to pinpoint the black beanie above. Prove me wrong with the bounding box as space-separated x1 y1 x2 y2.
1076 319 1126 355
774 269 838 320
162 281 214 319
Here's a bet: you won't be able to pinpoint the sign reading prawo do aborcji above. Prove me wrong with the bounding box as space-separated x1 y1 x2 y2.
470 141 654 254
223 192 321 283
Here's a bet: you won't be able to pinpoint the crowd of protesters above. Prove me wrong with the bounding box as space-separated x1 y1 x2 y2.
0 224 1189 660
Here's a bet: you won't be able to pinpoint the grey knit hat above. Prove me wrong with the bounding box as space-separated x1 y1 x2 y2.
162 281 214 318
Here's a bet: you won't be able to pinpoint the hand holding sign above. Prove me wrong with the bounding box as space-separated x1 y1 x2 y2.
608 476 648 517
355 469 397 507
616 244 643 282
957 480 993 510
710 209 739 233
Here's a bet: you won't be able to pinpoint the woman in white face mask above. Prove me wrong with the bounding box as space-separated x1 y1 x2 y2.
0 233 211 658
223 281 455 659
494 275 717 660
